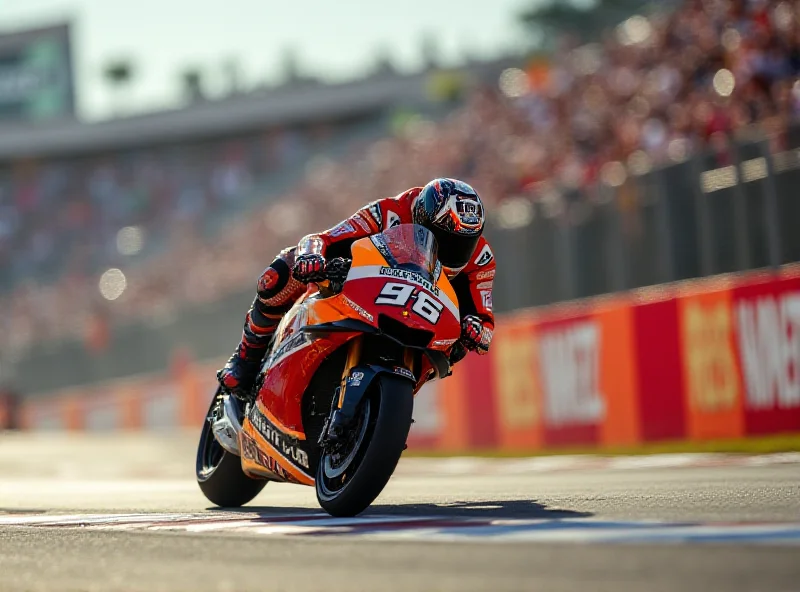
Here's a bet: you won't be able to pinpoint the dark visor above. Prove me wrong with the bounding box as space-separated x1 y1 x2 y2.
429 225 481 270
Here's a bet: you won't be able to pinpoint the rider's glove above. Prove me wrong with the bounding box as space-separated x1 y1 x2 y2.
324 257 351 283
324 257 351 293
459 315 492 355
292 253 327 283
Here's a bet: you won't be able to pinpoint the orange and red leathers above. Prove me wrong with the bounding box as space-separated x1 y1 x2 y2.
221 186 496 395
296 187 496 354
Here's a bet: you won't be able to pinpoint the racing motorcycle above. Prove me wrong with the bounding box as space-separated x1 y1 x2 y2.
196 224 460 517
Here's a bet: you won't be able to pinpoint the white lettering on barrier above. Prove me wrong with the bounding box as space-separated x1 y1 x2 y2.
737 293 800 410
539 321 605 426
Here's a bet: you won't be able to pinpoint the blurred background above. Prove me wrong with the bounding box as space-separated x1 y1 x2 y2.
0 0 798 446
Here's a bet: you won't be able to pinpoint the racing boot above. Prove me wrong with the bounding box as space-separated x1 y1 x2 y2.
217 315 273 400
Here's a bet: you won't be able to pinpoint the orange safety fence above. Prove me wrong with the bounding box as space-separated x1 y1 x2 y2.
17 266 800 451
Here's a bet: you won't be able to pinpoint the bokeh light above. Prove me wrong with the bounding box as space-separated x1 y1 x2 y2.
496 198 534 229
498 68 529 98
617 15 652 46
600 161 627 187
792 80 800 102
667 138 690 162
713 69 735 97
571 44 602 76
99 268 127 301
774 2 794 31
721 28 741 52
627 150 652 176
116 226 144 256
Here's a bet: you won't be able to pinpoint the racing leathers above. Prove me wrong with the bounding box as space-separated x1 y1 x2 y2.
217 187 496 395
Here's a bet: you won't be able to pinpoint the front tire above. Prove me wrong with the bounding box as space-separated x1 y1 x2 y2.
196 389 267 507
315 374 414 517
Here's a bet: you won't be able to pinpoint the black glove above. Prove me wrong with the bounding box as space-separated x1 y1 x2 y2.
324 257 351 293
292 253 326 283
459 315 491 354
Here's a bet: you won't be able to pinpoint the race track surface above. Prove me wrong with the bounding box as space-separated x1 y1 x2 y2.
0 433 798 592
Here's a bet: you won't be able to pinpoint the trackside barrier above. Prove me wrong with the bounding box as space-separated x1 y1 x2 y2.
17 265 800 450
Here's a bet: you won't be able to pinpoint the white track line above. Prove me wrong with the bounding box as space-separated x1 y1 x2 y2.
2 512 799 545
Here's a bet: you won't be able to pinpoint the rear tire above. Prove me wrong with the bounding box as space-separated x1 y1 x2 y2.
315 374 413 517
196 389 267 507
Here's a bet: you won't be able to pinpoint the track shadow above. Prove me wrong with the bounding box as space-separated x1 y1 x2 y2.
212 499 591 520
208 505 322 516
365 500 592 520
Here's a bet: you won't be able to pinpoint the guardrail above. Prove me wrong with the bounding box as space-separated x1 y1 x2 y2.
487 127 800 314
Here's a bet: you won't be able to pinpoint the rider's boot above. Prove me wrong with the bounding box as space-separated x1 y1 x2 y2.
217 255 303 400
217 311 275 400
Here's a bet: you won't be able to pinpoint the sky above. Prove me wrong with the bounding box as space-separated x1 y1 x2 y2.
0 0 533 119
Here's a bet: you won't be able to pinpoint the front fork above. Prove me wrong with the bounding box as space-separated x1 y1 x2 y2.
320 336 414 447
320 337 363 447
337 336 363 408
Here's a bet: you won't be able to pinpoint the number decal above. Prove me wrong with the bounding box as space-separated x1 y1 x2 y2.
412 291 444 324
375 282 415 306
375 282 443 324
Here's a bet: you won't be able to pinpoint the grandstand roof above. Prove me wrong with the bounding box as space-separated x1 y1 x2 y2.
0 60 513 160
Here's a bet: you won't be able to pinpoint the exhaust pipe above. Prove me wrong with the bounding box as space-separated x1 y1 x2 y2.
211 395 243 455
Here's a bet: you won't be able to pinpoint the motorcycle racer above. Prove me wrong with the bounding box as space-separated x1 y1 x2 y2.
218 178 496 398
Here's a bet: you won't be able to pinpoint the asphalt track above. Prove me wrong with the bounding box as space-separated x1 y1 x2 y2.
0 434 799 592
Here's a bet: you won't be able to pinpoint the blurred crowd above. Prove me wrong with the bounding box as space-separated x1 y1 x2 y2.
515 0 800 187
2 0 800 358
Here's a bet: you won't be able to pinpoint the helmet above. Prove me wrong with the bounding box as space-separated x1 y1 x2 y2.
412 178 485 273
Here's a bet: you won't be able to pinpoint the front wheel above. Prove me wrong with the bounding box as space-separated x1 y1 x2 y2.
196 388 267 507
316 374 414 517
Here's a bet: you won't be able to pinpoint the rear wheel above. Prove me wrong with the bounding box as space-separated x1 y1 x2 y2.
196 388 267 507
315 374 413 517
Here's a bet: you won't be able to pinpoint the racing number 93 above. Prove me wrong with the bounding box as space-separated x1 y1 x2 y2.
375 282 444 324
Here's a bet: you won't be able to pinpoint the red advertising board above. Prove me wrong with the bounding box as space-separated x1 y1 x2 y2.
18 267 800 452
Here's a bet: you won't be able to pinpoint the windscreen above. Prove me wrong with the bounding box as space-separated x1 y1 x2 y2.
370 224 439 281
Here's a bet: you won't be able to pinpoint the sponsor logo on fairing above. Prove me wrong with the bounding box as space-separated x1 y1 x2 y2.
341 295 374 323
266 331 311 368
378 267 440 296
348 371 365 387
249 405 310 470
432 338 458 347
241 431 291 479
474 244 494 267
393 366 415 381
